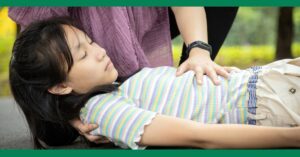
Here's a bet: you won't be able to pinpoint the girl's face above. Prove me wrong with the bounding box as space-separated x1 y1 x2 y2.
63 25 118 94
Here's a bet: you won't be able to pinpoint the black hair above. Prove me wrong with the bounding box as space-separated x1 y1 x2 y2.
9 17 118 148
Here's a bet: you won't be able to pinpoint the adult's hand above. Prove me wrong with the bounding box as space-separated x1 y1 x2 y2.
176 48 230 85
69 118 110 144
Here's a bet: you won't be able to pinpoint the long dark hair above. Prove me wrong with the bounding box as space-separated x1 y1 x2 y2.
9 17 118 148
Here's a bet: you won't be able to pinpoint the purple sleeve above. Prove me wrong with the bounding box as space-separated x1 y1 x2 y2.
8 7 69 28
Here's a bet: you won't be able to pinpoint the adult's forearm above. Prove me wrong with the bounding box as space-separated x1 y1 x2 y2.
171 7 208 45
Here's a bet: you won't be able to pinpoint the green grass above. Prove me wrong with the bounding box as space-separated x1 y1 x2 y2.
173 43 300 69
0 36 14 97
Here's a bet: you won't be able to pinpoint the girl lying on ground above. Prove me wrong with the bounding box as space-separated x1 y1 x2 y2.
9 18 300 149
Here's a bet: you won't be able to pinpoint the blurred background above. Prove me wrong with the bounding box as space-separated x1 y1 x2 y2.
1 7 300 97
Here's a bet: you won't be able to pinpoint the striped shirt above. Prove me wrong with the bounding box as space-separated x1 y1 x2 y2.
80 66 252 149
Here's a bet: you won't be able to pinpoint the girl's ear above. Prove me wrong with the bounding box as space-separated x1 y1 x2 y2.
48 83 73 95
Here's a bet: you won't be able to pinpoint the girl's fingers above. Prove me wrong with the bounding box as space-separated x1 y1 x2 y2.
69 118 98 133
84 134 106 143
79 123 98 134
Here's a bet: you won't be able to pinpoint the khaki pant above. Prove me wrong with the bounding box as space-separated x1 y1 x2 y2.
247 57 300 127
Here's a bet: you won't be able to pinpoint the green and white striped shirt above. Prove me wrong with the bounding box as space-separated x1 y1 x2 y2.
80 66 251 149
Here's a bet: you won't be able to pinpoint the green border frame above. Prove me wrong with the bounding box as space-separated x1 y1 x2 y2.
1 0 300 6
1 0 300 156
1 150 300 157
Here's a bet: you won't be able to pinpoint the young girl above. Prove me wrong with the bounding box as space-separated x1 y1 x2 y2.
9 18 300 149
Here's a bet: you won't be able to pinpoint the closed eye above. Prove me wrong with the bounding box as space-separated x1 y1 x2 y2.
80 51 87 60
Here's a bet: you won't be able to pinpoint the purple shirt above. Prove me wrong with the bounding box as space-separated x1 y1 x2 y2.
9 7 173 77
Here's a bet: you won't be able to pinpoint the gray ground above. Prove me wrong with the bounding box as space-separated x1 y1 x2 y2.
0 97 99 149
0 97 33 149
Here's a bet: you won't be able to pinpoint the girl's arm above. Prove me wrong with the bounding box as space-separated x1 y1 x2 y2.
139 115 300 148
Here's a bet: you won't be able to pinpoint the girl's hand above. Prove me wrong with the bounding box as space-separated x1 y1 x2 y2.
176 48 230 85
69 118 110 144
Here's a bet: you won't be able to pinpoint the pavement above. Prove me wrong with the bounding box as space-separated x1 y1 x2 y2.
0 97 33 149
0 97 109 149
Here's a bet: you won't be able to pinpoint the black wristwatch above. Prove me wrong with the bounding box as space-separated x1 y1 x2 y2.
185 41 212 57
